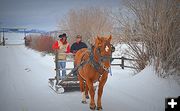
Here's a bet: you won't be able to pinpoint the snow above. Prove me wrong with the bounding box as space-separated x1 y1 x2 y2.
112 43 129 58
112 43 137 67
0 45 179 111
2 33 25 45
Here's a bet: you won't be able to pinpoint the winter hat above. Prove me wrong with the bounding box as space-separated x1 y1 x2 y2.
76 35 82 38
62 33 67 38
58 33 67 38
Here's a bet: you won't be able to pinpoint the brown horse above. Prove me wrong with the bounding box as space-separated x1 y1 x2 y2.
74 35 112 110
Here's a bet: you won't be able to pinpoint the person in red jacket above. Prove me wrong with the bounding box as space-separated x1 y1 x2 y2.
52 33 70 79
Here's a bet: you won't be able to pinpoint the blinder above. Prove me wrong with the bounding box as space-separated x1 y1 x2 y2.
88 42 115 74
96 43 115 63
75 42 115 78
111 44 115 53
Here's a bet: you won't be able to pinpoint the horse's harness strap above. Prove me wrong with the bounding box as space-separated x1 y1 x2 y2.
59 44 115 85
71 44 112 81
89 47 109 77
58 46 110 84
76 50 105 82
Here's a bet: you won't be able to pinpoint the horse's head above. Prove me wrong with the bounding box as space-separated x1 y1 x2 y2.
93 35 113 71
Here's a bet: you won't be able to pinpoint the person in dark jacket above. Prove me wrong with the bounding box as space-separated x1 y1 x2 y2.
70 35 87 77
70 35 87 54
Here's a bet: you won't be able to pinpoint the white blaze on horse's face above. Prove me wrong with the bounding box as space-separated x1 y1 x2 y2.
105 45 109 52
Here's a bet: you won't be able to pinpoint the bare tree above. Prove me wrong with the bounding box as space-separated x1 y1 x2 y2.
59 7 113 44
113 0 180 77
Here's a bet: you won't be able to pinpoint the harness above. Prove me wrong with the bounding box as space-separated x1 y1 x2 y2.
95 44 112 72
58 44 114 84
77 43 113 80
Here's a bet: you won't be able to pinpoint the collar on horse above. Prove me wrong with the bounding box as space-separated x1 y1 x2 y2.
59 44 115 84
71 44 114 78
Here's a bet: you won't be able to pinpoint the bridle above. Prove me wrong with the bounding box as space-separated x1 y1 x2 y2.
89 42 114 73
62 42 115 83
73 42 115 78
96 43 112 71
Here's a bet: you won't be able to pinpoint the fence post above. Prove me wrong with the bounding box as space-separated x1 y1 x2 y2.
121 56 124 69
2 28 5 46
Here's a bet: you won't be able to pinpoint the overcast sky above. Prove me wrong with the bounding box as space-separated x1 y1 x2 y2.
0 0 121 31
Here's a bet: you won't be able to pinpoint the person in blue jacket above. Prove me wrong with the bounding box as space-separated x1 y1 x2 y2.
70 35 87 77
70 35 87 54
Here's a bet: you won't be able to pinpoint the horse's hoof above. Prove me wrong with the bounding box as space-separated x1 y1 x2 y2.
81 101 87 104
90 105 96 110
86 95 89 99
97 106 103 110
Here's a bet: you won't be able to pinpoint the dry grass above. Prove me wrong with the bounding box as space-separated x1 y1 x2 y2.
25 35 55 54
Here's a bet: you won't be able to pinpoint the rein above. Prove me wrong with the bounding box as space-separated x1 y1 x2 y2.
58 44 114 85
76 46 110 82
69 44 113 77
90 46 111 73
71 45 111 75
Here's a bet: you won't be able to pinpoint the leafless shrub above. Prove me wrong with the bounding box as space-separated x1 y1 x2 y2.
113 0 180 76
25 35 55 54
58 7 113 45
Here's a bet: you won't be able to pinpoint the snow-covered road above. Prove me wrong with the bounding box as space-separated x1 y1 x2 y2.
0 45 179 111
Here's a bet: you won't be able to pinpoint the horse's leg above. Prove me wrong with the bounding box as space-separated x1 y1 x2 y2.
97 75 108 110
85 83 89 99
78 75 87 104
86 80 96 110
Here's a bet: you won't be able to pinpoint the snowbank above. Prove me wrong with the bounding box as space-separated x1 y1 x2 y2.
105 65 180 111
0 45 179 111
